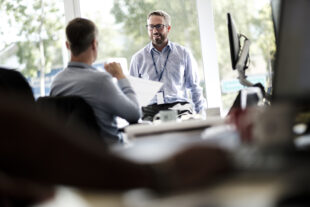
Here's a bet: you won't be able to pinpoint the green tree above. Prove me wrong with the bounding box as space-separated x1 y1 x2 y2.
0 0 64 95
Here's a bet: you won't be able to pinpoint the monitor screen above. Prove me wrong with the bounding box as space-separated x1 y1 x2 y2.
227 13 250 74
272 0 310 104
227 13 239 70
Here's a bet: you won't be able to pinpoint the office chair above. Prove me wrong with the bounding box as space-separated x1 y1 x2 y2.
36 96 102 141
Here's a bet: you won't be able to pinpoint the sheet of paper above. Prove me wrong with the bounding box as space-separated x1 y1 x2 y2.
128 76 163 106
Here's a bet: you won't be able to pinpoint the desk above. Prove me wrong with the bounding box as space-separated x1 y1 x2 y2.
34 145 310 207
34 172 289 207
121 173 287 207
34 117 310 207
125 117 225 139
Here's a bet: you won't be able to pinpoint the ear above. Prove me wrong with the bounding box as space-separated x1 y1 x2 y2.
91 38 97 50
65 41 70 50
167 25 171 32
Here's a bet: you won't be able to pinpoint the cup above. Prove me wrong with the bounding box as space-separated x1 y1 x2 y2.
153 110 178 122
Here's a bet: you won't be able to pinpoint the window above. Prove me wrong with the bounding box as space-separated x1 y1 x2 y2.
1 0 275 111
79 0 206 91
0 0 66 97
212 0 276 113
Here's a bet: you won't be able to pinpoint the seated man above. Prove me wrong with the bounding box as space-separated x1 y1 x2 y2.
50 18 141 143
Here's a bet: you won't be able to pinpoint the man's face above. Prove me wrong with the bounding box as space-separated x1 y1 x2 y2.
147 15 170 47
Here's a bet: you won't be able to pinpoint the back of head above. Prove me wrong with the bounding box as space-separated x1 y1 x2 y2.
0 67 34 102
66 18 98 56
147 10 171 26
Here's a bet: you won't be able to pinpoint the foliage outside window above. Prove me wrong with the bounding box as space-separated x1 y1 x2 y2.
0 0 65 96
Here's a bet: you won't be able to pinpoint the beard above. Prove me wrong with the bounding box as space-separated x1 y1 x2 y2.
151 32 167 46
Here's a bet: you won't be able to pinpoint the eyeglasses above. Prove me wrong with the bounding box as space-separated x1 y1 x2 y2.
146 24 167 31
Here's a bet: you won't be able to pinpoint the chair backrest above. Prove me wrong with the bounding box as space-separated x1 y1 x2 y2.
0 67 34 102
36 96 101 139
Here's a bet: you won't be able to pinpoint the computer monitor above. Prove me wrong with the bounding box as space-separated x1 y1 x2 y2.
272 0 310 104
227 13 252 87
227 13 239 70
270 0 282 40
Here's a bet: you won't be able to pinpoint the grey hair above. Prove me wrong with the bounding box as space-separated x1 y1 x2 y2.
147 10 171 26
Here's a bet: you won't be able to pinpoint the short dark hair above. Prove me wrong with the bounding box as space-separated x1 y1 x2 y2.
66 18 98 56
147 10 171 26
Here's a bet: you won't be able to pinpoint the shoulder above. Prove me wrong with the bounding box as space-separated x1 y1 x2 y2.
80 70 116 92
69 67 112 83
52 68 68 81
89 69 112 82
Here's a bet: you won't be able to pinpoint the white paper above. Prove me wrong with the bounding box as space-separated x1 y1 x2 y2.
128 76 163 106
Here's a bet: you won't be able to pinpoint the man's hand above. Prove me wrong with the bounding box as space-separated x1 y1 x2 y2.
104 62 126 80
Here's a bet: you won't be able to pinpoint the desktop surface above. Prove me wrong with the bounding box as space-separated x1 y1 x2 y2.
125 117 226 139
36 144 310 207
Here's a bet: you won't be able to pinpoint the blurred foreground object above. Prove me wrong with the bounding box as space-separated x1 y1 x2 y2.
0 94 232 205
230 104 294 146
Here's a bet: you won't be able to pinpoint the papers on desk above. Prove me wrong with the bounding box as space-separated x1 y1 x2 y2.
128 76 163 106
125 117 226 139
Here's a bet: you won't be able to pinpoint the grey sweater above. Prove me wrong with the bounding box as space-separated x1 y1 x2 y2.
50 62 141 141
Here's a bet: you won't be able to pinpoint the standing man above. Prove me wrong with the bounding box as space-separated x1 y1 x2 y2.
51 18 141 143
130 10 206 121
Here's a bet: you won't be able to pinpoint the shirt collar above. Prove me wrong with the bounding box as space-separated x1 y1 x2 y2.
67 61 96 70
148 40 172 53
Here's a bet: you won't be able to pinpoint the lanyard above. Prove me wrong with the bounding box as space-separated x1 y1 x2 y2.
151 49 171 81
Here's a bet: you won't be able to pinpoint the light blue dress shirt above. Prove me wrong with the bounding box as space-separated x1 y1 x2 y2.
129 41 205 113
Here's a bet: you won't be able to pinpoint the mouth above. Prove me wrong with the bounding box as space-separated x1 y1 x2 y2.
151 33 164 45
153 33 161 39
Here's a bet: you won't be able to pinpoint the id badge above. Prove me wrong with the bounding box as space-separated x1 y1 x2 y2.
156 91 164 105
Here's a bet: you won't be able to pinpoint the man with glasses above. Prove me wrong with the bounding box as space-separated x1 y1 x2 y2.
129 10 206 121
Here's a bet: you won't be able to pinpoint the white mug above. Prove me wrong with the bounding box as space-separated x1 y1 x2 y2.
153 110 178 122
